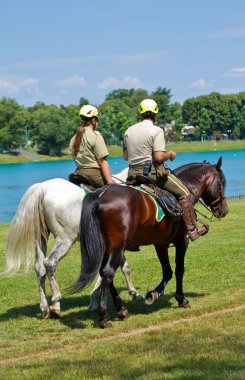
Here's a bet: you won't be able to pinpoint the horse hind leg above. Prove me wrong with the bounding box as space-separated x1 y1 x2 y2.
44 237 74 318
88 275 102 312
98 249 128 328
35 236 49 318
120 256 142 301
88 255 141 312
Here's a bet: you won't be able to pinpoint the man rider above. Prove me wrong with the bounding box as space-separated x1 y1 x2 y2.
123 98 208 241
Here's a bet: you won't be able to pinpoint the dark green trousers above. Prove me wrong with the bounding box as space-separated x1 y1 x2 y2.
75 167 106 188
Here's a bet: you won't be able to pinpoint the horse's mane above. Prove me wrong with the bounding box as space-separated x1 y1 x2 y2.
173 162 211 176
173 161 226 188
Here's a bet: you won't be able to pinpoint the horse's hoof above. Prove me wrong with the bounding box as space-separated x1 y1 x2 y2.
178 299 190 308
145 291 159 305
49 306 61 319
130 292 143 301
41 309 50 319
99 320 113 329
117 309 129 320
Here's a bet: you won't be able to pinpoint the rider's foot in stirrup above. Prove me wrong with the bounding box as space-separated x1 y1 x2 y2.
188 224 209 241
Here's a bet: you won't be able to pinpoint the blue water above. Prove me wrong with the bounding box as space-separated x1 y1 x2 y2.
0 150 244 223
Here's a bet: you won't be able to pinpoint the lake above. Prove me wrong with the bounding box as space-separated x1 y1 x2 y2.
0 149 244 224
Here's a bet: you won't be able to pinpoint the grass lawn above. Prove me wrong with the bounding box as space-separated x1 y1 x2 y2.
0 200 244 379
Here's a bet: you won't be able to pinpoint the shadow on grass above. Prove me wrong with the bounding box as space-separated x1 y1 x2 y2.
0 288 206 329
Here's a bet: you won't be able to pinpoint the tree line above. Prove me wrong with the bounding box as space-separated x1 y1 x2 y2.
0 88 244 156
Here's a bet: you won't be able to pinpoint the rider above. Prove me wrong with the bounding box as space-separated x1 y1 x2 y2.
70 104 113 188
123 98 208 241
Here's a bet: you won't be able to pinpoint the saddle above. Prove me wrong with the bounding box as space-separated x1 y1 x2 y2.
126 174 182 221
69 173 96 192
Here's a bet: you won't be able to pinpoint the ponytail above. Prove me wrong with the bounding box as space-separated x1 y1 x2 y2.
72 124 85 156
72 117 95 156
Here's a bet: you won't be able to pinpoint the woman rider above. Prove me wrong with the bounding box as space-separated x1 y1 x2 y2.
123 98 208 241
70 104 113 188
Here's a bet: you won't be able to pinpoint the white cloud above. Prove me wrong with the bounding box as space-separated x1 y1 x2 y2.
0 76 40 96
55 75 86 88
190 79 209 88
97 75 142 89
228 67 245 77
209 27 245 39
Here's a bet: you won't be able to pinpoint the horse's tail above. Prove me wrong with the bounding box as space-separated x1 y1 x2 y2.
69 190 105 293
3 184 48 275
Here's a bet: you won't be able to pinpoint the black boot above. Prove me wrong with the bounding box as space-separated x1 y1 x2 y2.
179 196 209 241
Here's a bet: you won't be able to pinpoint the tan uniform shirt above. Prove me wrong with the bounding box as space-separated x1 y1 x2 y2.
70 127 109 169
123 119 166 166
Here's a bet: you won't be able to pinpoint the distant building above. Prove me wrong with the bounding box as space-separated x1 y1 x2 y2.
181 125 195 136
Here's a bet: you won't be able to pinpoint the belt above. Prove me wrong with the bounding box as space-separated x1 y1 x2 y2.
129 164 144 168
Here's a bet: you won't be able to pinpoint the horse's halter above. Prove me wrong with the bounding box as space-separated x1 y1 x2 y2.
198 169 226 219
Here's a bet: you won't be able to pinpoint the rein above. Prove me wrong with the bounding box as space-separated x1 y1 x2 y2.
170 167 224 221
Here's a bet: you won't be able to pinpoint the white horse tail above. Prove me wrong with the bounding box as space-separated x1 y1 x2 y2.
4 183 48 275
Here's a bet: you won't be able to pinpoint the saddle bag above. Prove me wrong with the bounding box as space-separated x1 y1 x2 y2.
154 162 170 179
155 188 182 220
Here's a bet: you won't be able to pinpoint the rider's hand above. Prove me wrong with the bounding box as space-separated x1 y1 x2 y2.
168 151 176 161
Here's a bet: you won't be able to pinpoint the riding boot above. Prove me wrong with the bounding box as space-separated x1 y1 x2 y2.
178 196 209 241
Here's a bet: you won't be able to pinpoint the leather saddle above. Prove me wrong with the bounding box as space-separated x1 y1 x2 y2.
69 173 96 192
126 174 182 220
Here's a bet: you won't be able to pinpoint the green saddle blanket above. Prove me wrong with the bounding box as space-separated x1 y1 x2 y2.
132 185 165 222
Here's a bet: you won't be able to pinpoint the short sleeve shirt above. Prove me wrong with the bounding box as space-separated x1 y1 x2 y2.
123 120 166 166
70 127 109 169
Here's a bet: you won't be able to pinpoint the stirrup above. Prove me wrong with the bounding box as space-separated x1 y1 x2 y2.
188 225 209 241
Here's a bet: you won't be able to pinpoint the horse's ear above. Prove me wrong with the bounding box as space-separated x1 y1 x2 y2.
216 157 222 170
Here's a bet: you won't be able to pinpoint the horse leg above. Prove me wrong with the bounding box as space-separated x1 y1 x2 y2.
35 236 49 318
145 243 173 305
88 254 141 312
175 239 190 308
88 275 102 312
98 248 126 328
120 255 142 300
109 281 129 320
97 279 112 328
44 237 74 318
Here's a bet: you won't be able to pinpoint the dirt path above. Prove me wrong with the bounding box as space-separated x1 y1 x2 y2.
1 303 244 365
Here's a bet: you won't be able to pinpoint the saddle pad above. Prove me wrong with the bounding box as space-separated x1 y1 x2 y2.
80 184 92 195
131 186 165 222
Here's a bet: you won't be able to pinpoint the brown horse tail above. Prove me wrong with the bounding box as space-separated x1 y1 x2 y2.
69 189 105 293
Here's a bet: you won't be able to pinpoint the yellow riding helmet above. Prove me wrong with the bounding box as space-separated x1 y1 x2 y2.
138 99 158 114
79 105 99 118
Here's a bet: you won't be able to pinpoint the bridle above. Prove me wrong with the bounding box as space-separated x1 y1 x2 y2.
195 169 226 220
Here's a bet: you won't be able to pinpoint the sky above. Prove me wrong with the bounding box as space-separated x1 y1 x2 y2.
0 0 245 108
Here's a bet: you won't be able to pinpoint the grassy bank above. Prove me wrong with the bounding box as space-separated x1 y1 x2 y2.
0 139 244 164
0 200 244 379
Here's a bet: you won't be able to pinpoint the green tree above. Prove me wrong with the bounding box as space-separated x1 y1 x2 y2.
78 97 90 108
98 99 136 144
0 98 28 151
151 87 172 125
28 105 72 155
199 108 212 138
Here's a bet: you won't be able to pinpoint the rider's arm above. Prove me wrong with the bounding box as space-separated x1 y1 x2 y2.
98 157 113 184
153 150 176 162
123 149 128 161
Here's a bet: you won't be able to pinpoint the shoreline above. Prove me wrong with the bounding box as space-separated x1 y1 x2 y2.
1 140 245 164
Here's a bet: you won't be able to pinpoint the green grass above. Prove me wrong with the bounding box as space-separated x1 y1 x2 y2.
0 140 244 163
0 201 244 379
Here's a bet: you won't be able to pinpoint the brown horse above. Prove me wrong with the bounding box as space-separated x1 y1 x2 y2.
70 157 229 328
